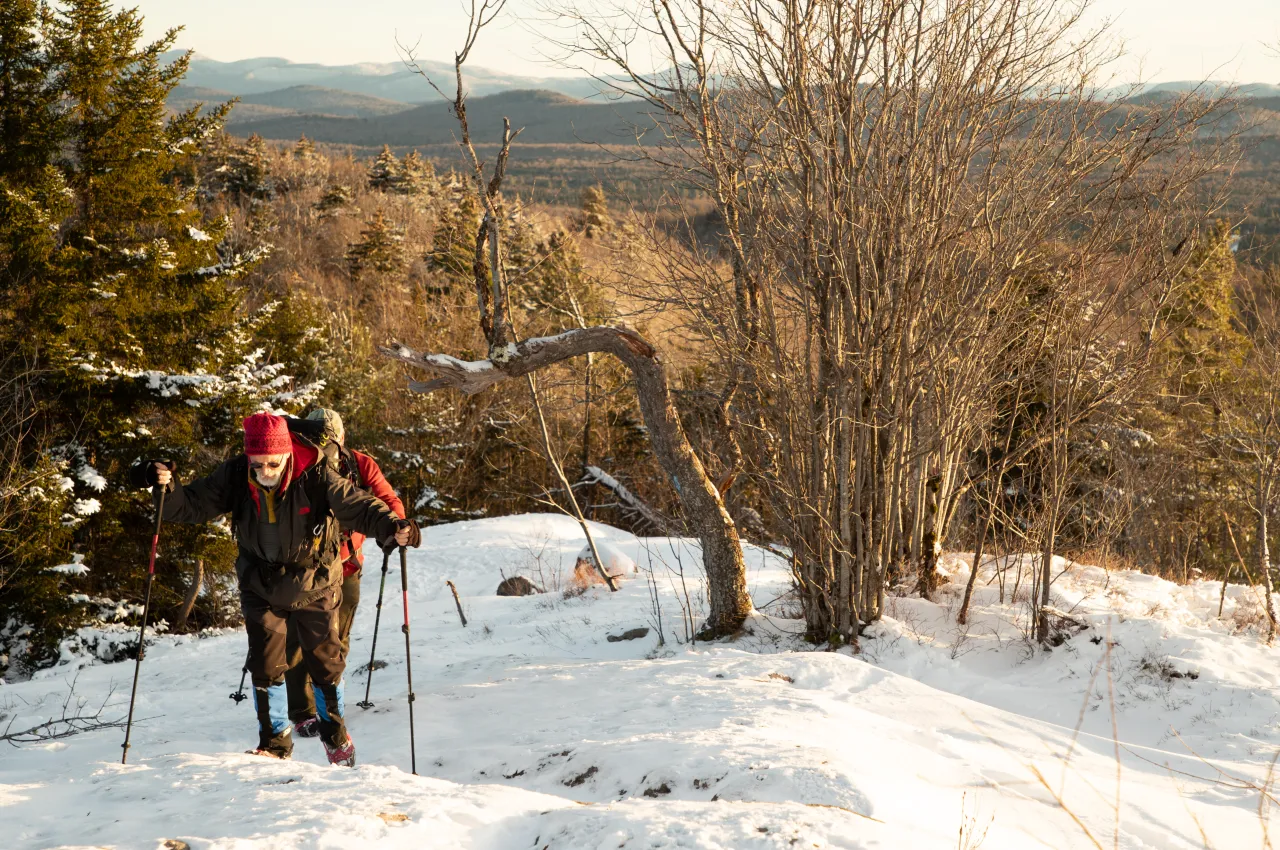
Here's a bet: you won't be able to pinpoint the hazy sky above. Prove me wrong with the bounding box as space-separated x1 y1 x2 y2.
134 0 1280 83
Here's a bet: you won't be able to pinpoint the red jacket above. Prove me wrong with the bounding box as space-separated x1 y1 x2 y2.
341 450 405 576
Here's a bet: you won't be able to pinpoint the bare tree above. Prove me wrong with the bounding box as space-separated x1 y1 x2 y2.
385 0 751 636
557 0 1236 644
0 354 71 595
1209 282 1280 641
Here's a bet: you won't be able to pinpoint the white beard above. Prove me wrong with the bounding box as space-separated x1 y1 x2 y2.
254 468 283 488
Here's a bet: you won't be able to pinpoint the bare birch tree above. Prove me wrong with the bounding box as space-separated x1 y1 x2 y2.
557 0 1235 643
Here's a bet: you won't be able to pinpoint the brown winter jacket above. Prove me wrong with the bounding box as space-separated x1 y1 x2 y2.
161 435 401 609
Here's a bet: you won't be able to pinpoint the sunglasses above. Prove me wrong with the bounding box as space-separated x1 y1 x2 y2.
249 459 286 471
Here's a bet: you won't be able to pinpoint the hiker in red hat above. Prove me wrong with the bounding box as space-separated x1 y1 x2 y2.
131 411 421 766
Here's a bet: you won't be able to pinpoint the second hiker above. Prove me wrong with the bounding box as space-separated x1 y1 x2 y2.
286 408 406 738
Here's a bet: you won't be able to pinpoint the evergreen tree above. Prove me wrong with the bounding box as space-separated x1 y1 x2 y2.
0 2 275 673
392 150 435 199
367 145 398 192
579 184 612 238
224 133 273 200
294 134 316 162
1161 220 1247 397
314 183 355 218
426 183 482 286
287 134 325 190
1125 222 1248 577
500 194 539 281
0 0 59 185
346 209 405 281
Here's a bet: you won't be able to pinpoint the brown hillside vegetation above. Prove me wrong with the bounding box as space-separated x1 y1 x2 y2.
177 86 1280 263
204 134 703 537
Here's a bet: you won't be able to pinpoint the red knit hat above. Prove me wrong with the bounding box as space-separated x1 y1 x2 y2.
243 412 291 456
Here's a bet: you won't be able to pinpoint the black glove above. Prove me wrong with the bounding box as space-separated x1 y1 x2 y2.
383 518 422 551
129 459 175 492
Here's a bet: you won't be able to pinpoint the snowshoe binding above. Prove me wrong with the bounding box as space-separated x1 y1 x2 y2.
293 716 321 739
324 733 356 767
245 748 290 760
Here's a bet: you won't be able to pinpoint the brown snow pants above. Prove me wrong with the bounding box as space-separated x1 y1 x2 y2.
284 569 360 723
243 582 347 755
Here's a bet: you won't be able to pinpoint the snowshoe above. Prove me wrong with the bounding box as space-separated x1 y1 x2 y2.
293 716 321 739
323 734 356 767
245 748 290 760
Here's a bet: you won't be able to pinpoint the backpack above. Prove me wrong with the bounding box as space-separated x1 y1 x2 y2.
285 417 363 490
285 417 366 560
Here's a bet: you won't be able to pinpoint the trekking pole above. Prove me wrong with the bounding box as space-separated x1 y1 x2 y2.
122 484 166 765
399 545 417 775
229 651 250 704
356 549 392 710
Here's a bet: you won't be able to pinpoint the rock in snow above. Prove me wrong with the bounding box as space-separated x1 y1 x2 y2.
495 575 542 596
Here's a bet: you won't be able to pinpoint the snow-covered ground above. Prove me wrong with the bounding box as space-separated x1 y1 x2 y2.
5 514 1280 849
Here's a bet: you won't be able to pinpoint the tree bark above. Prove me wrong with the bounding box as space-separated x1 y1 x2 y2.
916 474 940 600
175 558 203 631
581 352 594 475
381 327 753 636
1037 497 1059 645
957 500 993 626
1258 479 1278 643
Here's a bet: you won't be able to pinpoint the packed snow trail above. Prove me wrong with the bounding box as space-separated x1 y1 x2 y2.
4 514 1280 848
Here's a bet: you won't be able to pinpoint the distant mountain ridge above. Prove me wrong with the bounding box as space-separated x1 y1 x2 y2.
167 50 607 102
165 51 1280 148
169 84 413 122
224 88 662 147
172 51 1280 104
1123 81 1280 99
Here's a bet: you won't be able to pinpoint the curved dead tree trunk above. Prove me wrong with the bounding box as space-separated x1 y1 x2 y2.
380 327 753 637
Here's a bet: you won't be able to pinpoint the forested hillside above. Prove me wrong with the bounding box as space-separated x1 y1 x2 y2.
177 84 1280 260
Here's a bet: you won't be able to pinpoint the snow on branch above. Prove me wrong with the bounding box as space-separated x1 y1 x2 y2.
578 465 678 535
193 245 273 279
380 326 658 395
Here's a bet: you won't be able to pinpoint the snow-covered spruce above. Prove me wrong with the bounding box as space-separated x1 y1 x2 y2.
3 514 1280 848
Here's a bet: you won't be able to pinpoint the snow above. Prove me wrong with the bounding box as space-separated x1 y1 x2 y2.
578 539 637 576
421 351 496 375
414 487 443 510
46 555 89 576
76 464 107 492
4 515 1280 848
